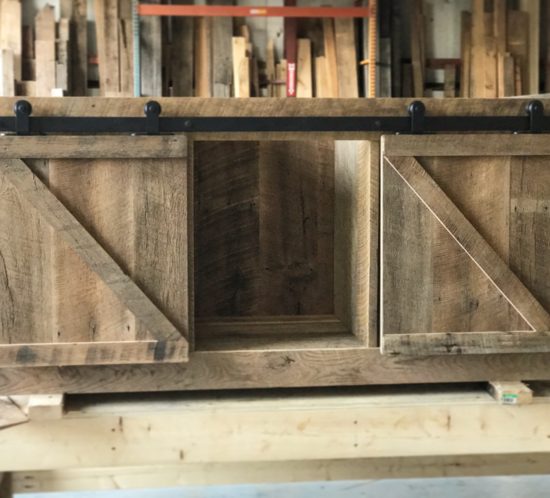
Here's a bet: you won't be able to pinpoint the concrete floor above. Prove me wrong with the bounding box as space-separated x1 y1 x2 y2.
17 475 550 498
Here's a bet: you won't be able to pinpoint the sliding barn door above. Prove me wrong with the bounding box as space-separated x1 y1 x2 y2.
0 136 190 367
381 134 550 355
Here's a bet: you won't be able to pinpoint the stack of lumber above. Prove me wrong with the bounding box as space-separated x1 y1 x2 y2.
0 0 21 97
461 0 536 97
3 1 87 97
188 16 360 98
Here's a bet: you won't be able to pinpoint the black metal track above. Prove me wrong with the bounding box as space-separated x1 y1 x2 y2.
2 99 549 135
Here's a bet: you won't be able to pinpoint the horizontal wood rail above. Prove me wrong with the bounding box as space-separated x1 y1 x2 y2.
137 4 371 18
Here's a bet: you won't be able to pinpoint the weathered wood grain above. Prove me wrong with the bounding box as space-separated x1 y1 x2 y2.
0 136 187 159
0 162 52 344
384 155 550 332
0 0 22 81
334 18 358 98
5 347 550 394
258 141 334 316
322 19 338 97
0 98 545 118
34 5 56 97
296 39 312 98
510 157 550 314
1 159 187 350
194 141 260 317
0 340 186 367
383 331 550 355
381 159 433 334
140 0 162 96
422 155 526 332
382 134 550 157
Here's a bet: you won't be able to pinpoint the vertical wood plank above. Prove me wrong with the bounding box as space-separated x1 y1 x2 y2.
314 56 328 98
0 49 14 96
470 0 485 97
421 156 525 332
140 0 162 96
322 18 338 97
194 142 260 317
34 5 56 97
334 18 358 98
519 0 540 94
194 17 211 97
94 0 120 96
48 160 137 343
170 1 194 97
68 0 87 96
296 38 312 98
507 10 529 96
382 159 433 334
0 162 51 344
0 0 21 81
133 159 190 343
211 0 233 97
410 0 425 98
460 11 471 97
510 157 550 314
232 36 249 97
266 39 276 97
494 0 506 97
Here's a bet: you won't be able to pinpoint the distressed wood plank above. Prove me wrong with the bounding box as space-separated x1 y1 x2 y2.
0 159 187 347
0 0 22 81
0 49 14 97
510 157 550 315
7 347 550 394
334 18 358 98
94 0 120 96
322 18 338 97
384 155 550 332
0 136 188 159
296 38 312 98
140 0 162 96
383 331 550 355
194 141 260 317
34 5 56 97
0 340 186 367
211 0 233 98
382 134 550 157
232 36 249 97
194 17 211 97
170 0 194 97
422 155 526 333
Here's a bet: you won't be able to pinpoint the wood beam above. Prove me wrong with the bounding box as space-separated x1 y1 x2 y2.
1 387 550 471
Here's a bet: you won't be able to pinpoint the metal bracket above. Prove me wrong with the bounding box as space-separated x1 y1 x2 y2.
144 101 161 134
408 101 425 134
14 100 32 135
526 100 544 134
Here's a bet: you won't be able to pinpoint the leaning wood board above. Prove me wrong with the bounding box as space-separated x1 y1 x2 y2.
0 135 190 367
0 98 550 394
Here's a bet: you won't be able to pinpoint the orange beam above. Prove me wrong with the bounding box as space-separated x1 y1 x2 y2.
138 4 370 18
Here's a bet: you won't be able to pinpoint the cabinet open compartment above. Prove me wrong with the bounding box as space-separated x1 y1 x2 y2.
192 139 378 349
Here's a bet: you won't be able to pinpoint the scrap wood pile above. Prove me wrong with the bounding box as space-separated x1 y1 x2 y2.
460 0 535 97
0 0 367 98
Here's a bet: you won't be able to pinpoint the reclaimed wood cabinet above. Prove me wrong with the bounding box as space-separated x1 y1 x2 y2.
0 97 549 394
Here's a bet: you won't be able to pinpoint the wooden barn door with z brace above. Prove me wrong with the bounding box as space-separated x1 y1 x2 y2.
380 134 550 355
0 136 190 367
